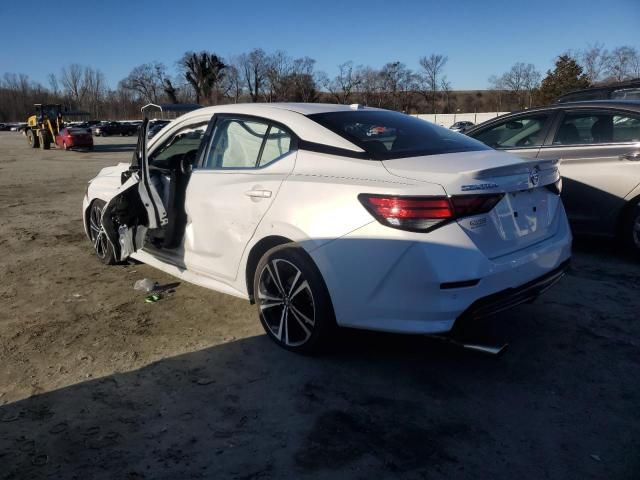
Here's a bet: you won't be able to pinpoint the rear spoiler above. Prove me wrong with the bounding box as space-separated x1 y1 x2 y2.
465 158 559 180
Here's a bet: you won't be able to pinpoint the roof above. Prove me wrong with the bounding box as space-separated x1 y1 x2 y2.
148 102 383 152
555 78 640 102
141 103 202 113
503 100 640 116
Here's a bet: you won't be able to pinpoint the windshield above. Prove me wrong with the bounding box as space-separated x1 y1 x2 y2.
308 110 489 160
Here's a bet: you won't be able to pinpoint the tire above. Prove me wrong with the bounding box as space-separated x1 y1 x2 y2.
622 202 640 255
38 131 50 150
88 200 117 265
27 129 39 148
254 244 336 354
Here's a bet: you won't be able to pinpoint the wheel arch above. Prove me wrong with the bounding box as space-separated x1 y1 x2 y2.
617 191 640 237
245 235 295 303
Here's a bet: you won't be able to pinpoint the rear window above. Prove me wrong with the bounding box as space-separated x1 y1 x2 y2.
308 110 490 160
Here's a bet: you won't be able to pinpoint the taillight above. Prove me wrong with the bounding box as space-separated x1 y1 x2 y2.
359 193 504 232
450 194 503 217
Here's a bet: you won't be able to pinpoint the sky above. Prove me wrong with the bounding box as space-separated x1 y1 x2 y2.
1 0 638 91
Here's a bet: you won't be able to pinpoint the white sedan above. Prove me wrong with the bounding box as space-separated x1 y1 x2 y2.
83 103 572 353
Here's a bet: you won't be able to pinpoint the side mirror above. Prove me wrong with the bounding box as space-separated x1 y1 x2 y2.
505 121 524 130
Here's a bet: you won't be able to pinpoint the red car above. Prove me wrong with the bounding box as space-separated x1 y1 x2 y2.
55 127 94 150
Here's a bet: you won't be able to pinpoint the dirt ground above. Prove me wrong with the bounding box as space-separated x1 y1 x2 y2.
0 131 638 479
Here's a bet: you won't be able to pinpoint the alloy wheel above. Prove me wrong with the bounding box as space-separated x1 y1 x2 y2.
257 258 315 347
89 203 109 259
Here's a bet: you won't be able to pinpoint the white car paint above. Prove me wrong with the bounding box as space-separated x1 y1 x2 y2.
83 103 572 338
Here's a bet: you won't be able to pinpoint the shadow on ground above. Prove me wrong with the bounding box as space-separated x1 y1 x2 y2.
1 319 638 480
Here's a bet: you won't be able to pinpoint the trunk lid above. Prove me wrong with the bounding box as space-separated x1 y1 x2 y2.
382 150 563 259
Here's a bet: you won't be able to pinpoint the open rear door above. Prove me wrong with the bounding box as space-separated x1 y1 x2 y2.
101 118 168 262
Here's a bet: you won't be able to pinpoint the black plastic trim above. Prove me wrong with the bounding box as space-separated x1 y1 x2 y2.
298 139 370 159
440 279 481 290
458 259 570 320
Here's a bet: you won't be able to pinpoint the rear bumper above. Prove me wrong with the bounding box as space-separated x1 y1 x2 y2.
459 259 570 320
309 205 572 334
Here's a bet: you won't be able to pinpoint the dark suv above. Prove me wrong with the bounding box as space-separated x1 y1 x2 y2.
93 121 138 137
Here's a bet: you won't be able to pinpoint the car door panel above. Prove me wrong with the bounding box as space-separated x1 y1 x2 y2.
539 144 640 233
183 151 296 281
537 109 640 234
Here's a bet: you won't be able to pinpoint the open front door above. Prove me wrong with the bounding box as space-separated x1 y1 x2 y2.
101 119 168 262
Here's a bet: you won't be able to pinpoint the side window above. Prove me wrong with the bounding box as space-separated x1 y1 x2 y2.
259 126 292 167
613 114 640 143
554 113 606 145
149 122 208 168
474 114 550 149
206 119 268 169
552 112 640 145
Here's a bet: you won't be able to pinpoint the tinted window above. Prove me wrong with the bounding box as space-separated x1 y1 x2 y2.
553 112 640 145
260 126 292 166
308 110 489 160
473 114 550 148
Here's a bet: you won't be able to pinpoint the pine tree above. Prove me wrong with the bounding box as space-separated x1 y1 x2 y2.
535 55 591 105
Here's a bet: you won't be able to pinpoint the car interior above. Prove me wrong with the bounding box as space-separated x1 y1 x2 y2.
147 123 208 249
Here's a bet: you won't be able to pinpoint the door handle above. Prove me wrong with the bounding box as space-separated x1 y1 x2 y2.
244 189 272 198
620 152 640 161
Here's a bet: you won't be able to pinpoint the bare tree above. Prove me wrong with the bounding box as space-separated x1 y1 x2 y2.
322 61 362 104
47 74 60 97
440 78 453 113
290 57 319 102
419 54 448 113
120 62 168 104
494 62 540 108
239 49 269 102
354 66 383 107
606 46 640 81
488 74 506 111
580 43 610 83
379 62 416 111
223 61 243 103
60 64 86 105
83 67 106 117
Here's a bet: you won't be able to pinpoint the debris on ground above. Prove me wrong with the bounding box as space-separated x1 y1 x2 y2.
144 294 162 304
134 278 158 293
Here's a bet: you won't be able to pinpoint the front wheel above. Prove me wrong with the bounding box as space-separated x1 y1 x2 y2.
27 129 39 148
88 200 117 265
254 245 336 354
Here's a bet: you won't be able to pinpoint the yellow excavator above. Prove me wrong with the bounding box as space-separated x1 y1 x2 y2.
25 104 64 149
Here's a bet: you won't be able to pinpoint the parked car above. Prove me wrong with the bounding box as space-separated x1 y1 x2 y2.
0 123 11 131
555 79 640 103
147 120 171 139
466 100 640 252
93 121 138 136
55 127 94 150
83 103 571 353
450 121 475 133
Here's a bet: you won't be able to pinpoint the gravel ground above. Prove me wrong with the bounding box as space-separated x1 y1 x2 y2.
0 131 638 480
